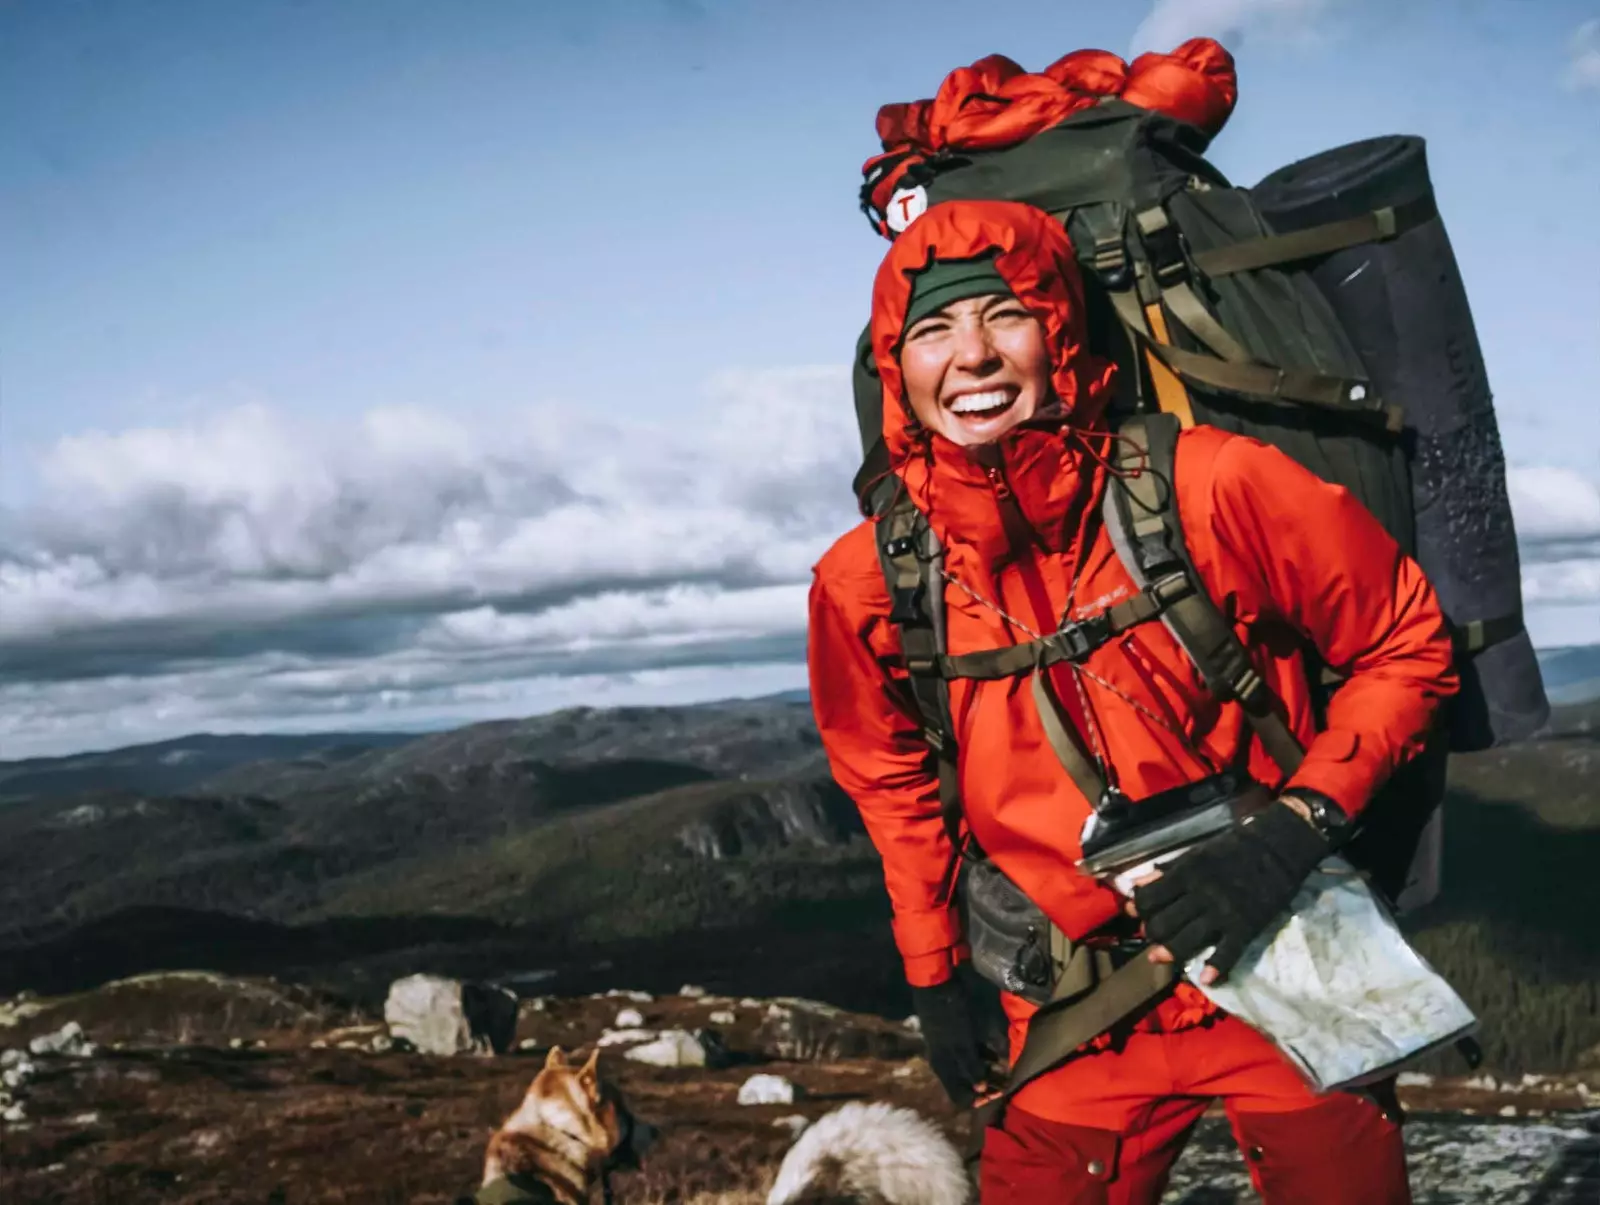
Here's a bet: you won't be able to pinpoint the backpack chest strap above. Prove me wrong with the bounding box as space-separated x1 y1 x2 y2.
926 572 1193 682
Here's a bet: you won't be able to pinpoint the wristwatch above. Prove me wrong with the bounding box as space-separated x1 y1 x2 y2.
1278 788 1350 845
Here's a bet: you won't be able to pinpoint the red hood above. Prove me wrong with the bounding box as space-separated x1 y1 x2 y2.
869 200 1117 564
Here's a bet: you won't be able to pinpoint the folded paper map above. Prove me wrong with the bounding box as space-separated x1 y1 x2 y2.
1183 857 1477 1092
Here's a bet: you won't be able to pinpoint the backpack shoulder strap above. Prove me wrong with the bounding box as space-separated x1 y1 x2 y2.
872 492 964 846
1103 413 1307 779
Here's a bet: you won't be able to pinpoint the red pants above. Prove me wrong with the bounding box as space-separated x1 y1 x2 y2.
980 1016 1410 1204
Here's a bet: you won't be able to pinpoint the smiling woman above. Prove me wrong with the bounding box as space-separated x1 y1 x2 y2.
898 257 1052 447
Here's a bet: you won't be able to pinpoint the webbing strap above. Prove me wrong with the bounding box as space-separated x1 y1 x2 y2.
1191 194 1439 279
877 496 950 745
1158 277 1255 364
1110 415 1306 779
1011 951 1175 1087
1106 281 1151 338
1030 665 1108 807
1145 339 1404 433
934 574 1192 681
966 950 1176 1162
1453 611 1525 655
1136 206 1255 365
1322 611 1523 685
1106 203 1401 433
874 492 967 846
1101 284 1198 425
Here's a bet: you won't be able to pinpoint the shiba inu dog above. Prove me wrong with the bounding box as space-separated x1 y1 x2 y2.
473 1045 656 1205
766 1101 971 1205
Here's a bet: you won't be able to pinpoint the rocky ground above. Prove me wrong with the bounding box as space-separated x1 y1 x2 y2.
1 975 1597 1204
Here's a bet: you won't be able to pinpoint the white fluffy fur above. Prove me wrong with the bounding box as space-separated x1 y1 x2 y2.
766 1101 972 1205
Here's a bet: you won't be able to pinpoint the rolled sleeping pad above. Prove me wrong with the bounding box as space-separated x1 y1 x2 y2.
1253 136 1550 752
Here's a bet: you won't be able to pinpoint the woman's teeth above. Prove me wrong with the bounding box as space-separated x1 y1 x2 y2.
948 390 1014 415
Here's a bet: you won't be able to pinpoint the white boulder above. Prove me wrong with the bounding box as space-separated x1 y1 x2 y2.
2 1057 33 1089
28 1022 94 1058
383 974 518 1056
597 1028 658 1048
624 1029 707 1067
615 1007 646 1028
739 1074 800 1106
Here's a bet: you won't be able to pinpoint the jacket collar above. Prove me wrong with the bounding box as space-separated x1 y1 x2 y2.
868 200 1117 564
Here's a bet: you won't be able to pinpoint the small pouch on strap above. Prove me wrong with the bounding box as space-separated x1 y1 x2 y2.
959 853 1059 1008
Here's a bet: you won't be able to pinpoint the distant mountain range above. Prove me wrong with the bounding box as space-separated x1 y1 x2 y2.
0 680 1595 1076
2 649 1592 804
1538 643 1600 706
0 730 420 804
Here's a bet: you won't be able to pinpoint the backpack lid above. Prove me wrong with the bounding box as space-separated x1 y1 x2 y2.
861 39 1239 239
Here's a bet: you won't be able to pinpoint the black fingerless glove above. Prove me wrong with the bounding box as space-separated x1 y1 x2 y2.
910 969 991 1108
1132 799 1332 980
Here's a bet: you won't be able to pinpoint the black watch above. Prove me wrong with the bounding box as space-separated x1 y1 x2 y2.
1279 788 1349 844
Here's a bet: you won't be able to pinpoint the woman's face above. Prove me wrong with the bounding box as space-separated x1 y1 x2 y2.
899 293 1052 447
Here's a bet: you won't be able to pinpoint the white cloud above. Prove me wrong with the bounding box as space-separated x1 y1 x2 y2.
1501 462 1600 654
1564 19 1600 92
1506 464 1600 544
3 373 860 648
1130 0 1330 57
0 368 861 758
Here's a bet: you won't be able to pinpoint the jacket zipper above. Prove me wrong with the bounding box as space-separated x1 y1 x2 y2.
986 455 1118 797
984 464 1012 500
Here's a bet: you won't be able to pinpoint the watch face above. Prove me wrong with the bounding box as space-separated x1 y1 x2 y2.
1307 796 1347 835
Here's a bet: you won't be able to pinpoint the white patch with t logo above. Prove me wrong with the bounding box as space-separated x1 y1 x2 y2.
884 185 928 234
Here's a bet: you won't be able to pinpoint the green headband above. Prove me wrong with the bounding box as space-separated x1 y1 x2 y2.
903 252 1016 330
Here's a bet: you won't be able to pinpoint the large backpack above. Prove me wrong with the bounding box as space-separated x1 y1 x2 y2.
847 65 1522 1152
851 85 1549 917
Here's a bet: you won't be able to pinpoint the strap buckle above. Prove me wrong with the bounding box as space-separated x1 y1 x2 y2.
1136 206 1188 287
1092 236 1132 292
889 583 926 625
1147 571 1193 606
1230 664 1270 709
1049 611 1113 663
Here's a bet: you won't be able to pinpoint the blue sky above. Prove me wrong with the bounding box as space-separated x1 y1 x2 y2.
2 0 1598 757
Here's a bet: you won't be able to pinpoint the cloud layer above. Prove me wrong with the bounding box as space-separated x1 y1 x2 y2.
1506 463 1600 649
0 369 862 758
2 374 1596 759
1565 19 1600 93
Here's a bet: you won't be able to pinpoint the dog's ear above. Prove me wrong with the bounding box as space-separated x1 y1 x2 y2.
577 1048 601 1100
544 1045 568 1070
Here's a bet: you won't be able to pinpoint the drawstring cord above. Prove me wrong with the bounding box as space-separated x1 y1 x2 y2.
1066 422 1150 482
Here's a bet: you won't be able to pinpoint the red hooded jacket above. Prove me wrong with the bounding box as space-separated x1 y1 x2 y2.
807 201 1458 1038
